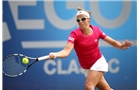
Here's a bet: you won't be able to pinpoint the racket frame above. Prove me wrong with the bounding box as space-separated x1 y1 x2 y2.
3 53 49 77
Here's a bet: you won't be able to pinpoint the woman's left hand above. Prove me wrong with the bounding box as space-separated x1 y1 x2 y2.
120 40 133 49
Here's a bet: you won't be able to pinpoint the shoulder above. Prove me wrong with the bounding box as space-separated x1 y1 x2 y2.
68 28 81 43
90 25 107 38
72 28 81 33
90 25 100 30
70 28 81 35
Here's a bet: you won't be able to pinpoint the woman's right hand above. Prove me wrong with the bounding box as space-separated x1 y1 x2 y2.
47 52 57 60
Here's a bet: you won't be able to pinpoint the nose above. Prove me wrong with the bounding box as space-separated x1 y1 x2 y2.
78 20 83 23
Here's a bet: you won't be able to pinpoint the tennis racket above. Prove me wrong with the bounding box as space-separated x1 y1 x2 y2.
3 54 50 77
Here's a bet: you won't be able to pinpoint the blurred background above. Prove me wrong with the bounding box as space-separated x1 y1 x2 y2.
3 0 137 90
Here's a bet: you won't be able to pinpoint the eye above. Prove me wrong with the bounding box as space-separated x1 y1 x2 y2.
81 18 86 21
76 19 80 22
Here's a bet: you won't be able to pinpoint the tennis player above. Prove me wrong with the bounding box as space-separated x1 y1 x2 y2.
48 7 132 90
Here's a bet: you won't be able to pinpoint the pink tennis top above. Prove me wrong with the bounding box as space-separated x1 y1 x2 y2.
68 25 107 69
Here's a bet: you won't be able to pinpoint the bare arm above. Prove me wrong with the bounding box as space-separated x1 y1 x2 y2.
103 36 133 50
49 42 74 59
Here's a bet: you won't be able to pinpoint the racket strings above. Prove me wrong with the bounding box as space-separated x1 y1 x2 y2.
3 56 27 76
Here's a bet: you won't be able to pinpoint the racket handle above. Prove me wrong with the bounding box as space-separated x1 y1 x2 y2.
38 55 50 61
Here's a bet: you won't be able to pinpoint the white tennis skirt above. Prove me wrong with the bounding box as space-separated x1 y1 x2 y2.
82 55 108 77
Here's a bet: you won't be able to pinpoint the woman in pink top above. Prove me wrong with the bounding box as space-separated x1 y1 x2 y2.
48 7 132 90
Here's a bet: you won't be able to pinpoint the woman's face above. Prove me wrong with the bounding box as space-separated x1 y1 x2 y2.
76 14 90 30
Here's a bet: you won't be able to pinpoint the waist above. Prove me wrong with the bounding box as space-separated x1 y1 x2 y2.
77 52 102 69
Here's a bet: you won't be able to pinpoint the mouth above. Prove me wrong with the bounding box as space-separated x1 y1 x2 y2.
79 24 85 27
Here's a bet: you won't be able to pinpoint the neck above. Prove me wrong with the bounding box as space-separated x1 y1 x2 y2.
81 27 93 36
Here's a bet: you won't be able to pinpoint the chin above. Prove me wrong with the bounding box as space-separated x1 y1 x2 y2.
80 27 86 30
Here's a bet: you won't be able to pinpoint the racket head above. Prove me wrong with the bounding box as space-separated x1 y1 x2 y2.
3 54 36 77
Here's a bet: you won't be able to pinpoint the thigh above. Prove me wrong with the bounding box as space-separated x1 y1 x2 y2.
86 70 104 87
90 55 108 72
96 76 112 90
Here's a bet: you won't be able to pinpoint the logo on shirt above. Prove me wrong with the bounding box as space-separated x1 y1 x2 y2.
95 39 97 42
68 37 75 41
102 33 105 35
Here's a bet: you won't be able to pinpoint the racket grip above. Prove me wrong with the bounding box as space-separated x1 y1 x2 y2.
38 55 50 61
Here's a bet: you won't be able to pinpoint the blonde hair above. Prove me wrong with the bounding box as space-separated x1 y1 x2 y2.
77 7 92 15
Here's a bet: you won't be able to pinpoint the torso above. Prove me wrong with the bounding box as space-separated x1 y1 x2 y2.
68 25 106 69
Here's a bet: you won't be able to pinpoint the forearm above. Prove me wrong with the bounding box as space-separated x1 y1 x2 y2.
104 36 122 49
103 36 132 50
111 40 122 49
49 42 74 59
55 49 69 58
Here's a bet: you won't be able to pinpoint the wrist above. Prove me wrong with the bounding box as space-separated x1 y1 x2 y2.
120 44 123 49
52 52 57 59
120 44 127 50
